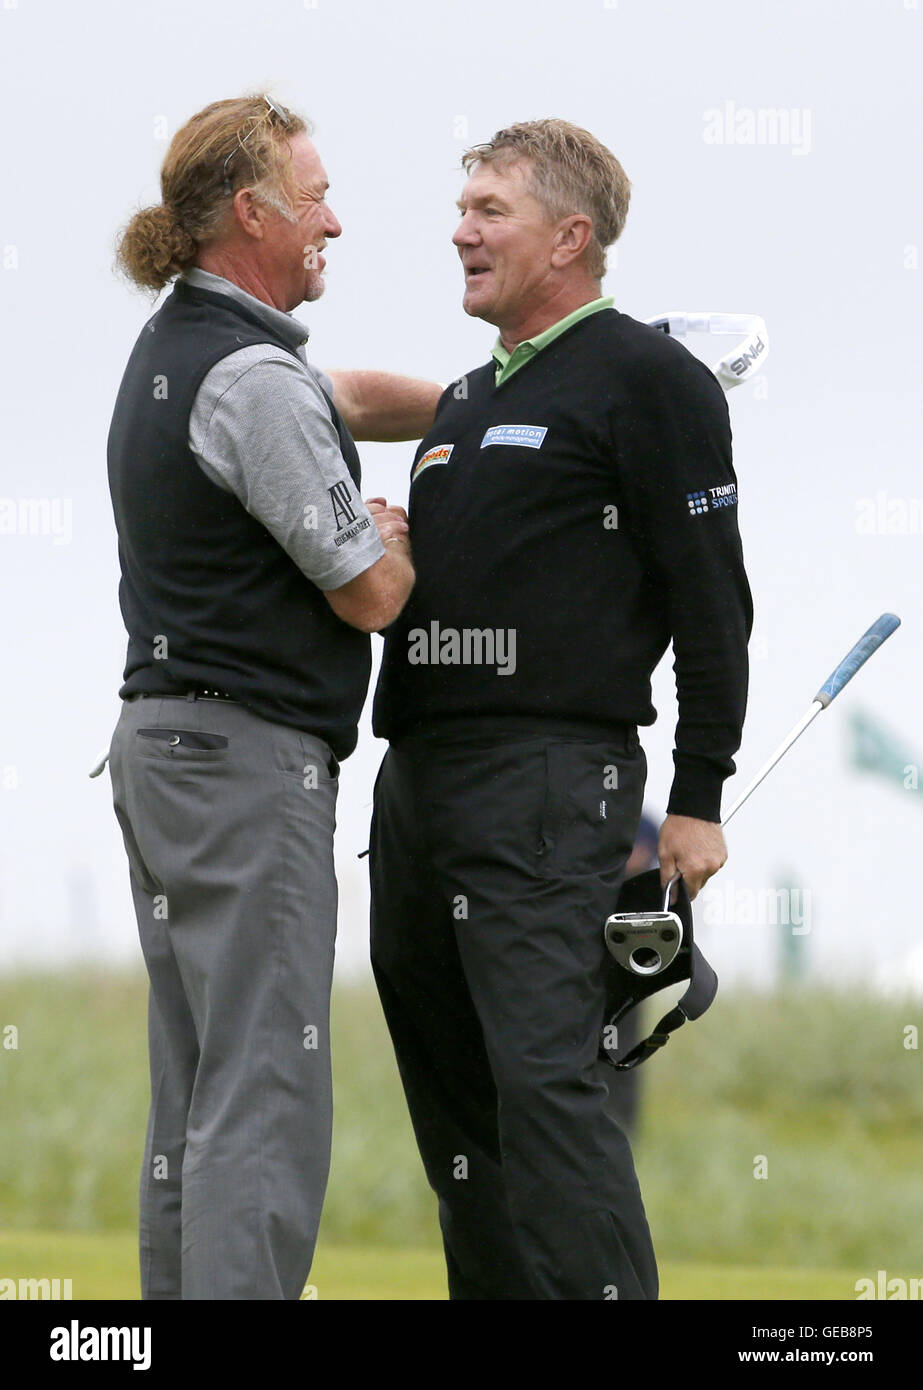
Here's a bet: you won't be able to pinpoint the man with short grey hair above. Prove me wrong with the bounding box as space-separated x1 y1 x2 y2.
105 94 439 1300
370 118 752 1300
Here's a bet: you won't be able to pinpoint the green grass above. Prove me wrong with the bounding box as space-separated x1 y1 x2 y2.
1 970 921 1278
0 1230 893 1300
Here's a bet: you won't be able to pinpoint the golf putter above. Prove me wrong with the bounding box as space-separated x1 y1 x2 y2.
604 875 684 977
601 614 901 1068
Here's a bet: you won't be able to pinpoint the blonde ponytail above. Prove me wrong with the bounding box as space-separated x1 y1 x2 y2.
115 203 198 291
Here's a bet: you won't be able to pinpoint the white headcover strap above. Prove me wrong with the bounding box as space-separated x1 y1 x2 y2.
644 312 769 390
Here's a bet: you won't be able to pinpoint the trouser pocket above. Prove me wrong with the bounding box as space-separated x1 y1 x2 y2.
537 738 645 879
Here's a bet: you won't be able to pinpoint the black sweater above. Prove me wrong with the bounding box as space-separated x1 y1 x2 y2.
373 308 753 821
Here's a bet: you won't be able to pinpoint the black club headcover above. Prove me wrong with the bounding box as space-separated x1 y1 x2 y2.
600 869 718 1070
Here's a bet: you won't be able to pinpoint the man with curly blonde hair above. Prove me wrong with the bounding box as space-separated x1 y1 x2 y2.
106 94 439 1300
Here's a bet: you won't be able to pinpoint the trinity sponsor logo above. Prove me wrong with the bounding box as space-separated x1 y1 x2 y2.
407 621 517 676
481 424 548 449
49 1320 152 1371
687 483 738 515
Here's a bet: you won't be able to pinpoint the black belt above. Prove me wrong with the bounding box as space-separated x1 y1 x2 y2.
394 714 637 747
127 688 238 703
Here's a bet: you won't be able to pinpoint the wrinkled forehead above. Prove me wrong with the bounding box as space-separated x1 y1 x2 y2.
459 154 538 207
290 132 328 191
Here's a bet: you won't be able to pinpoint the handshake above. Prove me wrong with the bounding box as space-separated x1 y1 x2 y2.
366 497 409 546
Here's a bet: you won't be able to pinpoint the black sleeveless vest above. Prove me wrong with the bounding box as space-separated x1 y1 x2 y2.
107 279 370 759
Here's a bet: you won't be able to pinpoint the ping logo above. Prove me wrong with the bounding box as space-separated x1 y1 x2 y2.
481 424 548 449
328 480 358 530
412 443 454 483
728 337 766 377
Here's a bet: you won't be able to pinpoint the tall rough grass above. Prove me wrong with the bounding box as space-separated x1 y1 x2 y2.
0 971 920 1268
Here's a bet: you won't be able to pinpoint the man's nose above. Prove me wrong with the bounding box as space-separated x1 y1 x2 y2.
325 206 343 238
452 214 477 248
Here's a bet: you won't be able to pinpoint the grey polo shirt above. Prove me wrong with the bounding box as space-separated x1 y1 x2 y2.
181 267 384 592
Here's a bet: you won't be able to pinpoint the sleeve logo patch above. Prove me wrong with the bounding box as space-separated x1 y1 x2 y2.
687 483 738 515
333 516 372 547
481 424 548 449
412 443 454 483
328 479 359 530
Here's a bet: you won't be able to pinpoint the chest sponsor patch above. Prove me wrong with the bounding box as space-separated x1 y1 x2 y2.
412 443 454 484
687 482 738 515
481 424 548 449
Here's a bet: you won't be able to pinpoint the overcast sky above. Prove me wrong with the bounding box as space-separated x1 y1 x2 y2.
0 0 920 990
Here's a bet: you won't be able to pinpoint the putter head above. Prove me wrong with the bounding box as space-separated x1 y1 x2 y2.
604 875 684 975
605 871 692 986
601 869 716 1069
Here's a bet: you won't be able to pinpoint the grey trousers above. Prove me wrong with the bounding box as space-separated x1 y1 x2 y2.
107 693 339 1300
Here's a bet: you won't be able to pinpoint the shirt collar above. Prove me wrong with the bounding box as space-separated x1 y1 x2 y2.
180 267 310 357
491 295 615 382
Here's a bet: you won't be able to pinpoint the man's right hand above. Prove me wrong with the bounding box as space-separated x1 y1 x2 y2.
324 497 414 633
365 496 409 545
657 814 727 901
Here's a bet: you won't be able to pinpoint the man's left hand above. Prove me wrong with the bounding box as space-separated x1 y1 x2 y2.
657 814 727 901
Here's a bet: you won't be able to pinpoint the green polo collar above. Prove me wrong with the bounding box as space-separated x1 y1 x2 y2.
491 296 614 385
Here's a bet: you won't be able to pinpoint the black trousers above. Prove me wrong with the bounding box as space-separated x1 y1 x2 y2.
369 724 659 1300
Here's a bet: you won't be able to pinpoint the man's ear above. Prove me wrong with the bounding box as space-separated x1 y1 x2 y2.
550 214 593 269
231 189 267 241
